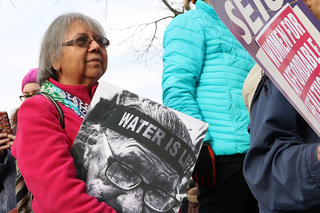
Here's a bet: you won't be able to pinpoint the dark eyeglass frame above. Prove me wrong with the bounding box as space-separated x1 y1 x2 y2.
19 93 39 102
105 156 180 212
62 36 110 48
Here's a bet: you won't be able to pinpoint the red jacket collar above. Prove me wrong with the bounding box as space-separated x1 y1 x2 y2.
48 78 99 105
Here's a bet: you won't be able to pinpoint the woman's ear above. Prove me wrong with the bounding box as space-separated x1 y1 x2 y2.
52 61 61 71
305 0 311 7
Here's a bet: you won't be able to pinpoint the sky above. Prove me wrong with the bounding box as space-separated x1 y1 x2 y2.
0 0 173 117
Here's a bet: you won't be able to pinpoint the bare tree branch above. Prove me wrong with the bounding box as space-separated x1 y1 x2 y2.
161 0 184 16
112 0 185 65
9 0 19 12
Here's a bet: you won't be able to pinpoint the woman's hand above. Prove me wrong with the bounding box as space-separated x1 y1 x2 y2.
6 134 15 148
0 133 15 158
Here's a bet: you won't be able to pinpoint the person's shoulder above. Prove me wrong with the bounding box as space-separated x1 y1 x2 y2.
19 94 57 114
177 7 209 22
164 11 203 38
172 6 222 32
168 11 195 27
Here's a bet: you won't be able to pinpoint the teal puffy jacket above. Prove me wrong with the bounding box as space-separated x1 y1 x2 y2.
162 0 255 156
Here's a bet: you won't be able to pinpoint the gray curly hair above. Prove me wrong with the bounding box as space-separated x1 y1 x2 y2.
38 12 106 86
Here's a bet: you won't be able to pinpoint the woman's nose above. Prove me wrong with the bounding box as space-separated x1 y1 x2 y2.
88 39 101 52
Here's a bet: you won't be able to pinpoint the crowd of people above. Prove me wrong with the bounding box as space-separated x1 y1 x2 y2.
1 0 320 212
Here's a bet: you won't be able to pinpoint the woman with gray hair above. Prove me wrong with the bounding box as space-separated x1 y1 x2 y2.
11 12 116 212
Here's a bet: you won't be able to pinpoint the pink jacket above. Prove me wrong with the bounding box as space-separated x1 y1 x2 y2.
12 78 116 213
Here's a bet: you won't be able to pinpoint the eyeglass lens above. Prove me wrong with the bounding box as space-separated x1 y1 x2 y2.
19 94 35 102
76 37 109 47
106 161 141 190
105 158 178 212
144 188 177 212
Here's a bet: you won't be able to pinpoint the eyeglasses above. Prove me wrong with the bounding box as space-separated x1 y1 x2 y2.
19 93 38 102
62 36 110 48
105 157 180 212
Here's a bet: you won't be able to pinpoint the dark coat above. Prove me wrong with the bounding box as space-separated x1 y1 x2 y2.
0 150 17 213
243 77 320 212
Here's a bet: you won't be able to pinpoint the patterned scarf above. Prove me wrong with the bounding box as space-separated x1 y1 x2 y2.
40 80 89 119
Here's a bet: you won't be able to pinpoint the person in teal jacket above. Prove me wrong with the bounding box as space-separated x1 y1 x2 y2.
162 0 258 212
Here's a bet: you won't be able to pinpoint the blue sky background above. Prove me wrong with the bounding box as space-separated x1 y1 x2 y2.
0 0 173 117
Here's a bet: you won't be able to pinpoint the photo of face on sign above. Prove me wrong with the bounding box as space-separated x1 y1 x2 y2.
71 81 208 213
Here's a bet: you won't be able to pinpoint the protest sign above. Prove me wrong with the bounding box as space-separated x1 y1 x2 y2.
210 0 320 136
71 80 208 213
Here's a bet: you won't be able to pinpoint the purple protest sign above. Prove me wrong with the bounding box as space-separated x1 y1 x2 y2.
210 0 320 136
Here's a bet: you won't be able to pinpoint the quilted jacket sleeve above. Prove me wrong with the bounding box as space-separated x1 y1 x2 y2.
162 14 206 121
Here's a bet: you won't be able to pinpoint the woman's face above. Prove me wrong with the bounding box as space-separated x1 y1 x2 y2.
54 20 108 90
84 129 179 213
22 82 40 100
